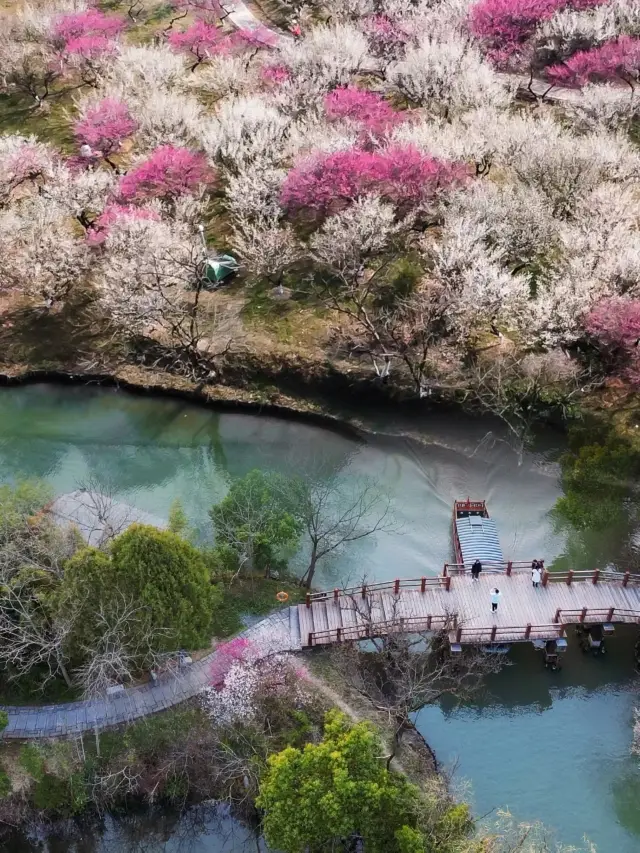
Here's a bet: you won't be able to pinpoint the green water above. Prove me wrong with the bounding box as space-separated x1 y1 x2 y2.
0 383 638 852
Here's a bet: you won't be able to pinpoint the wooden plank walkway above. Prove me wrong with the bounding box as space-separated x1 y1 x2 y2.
298 572 640 647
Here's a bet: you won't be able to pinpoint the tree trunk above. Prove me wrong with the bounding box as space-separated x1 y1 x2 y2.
58 659 73 688
301 542 318 588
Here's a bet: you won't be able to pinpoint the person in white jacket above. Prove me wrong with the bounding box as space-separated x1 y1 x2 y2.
490 588 501 613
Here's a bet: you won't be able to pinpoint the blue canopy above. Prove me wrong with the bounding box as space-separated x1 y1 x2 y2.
455 515 503 565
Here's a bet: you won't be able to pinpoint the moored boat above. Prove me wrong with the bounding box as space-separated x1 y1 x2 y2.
452 498 504 569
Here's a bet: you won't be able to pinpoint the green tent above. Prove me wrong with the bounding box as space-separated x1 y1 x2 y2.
204 254 240 284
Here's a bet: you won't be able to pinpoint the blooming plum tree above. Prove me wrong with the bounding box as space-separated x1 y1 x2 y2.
118 145 214 204
0 135 56 207
585 297 640 384
324 86 404 136
168 20 233 69
86 203 160 244
74 97 138 159
546 35 640 85
52 9 126 45
280 146 467 216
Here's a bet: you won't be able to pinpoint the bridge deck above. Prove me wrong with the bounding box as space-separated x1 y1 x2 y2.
298 572 640 647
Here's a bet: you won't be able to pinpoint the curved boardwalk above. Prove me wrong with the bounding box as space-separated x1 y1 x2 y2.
0 611 301 740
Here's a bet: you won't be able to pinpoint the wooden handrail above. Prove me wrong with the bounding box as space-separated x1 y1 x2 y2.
305 614 451 646
308 576 448 601
555 607 640 623
454 623 566 641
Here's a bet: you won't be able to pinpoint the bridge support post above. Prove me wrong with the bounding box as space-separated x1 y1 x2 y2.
623 572 630 588
307 633 313 647
443 563 448 576
334 588 340 601
361 585 367 599
554 608 561 623
525 623 531 639
490 625 497 642
580 607 587 623
456 626 462 643
445 575 451 592
507 561 512 576
592 569 600 585
336 627 342 642
421 577 426 593
567 570 573 586
542 571 549 587
607 607 614 621
559 625 566 637
427 615 432 630
305 593 311 608
394 578 400 595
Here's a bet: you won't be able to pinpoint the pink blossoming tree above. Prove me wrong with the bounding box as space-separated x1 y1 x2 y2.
324 86 404 137
53 9 126 44
86 203 160 245
168 20 232 68
585 297 640 386
469 0 605 66
118 145 214 204
280 146 467 216
546 36 640 87
74 98 138 162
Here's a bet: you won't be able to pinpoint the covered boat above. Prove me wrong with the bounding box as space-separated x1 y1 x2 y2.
452 499 503 568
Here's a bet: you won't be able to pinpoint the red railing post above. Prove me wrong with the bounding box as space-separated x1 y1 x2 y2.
336 627 342 642
421 577 426 593
506 561 512 576
554 608 561 623
607 607 614 621
443 563 448 576
592 569 600 585
361 584 367 599
567 570 574 586
307 632 313 647
427 615 432 630
580 607 587 623
305 593 311 608
334 588 339 601
525 623 531 639
542 571 549 587
490 625 497 642
394 578 400 595
456 626 462 643
445 575 451 592
623 572 630 588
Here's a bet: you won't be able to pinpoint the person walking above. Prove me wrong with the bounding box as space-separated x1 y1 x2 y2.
532 564 541 588
490 588 501 613
471 559 482 580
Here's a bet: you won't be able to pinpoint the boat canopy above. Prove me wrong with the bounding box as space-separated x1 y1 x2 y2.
455 515 503 565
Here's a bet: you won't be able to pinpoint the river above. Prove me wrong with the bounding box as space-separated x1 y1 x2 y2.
0 383 638 852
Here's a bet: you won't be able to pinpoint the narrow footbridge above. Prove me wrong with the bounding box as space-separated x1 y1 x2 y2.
294 564 640 648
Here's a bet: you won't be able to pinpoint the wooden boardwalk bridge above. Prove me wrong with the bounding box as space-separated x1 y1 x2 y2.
294 564 640 648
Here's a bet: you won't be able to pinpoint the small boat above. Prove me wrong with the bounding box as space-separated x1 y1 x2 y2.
452 499 504 569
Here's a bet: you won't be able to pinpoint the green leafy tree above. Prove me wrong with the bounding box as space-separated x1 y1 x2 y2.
0 710 8 732
168 499 190 539
257 710 429 853
110 525 219 650
210 471 301 575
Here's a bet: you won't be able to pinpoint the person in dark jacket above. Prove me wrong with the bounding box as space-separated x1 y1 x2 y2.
471 559 482 580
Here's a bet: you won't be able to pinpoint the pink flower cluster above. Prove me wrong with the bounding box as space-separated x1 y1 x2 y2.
86 203 160 245
168 21 276 59
53 9 126 60
585 297 640 386
74 98 138 156
469 0 605 67
280 146 468 215
363 15 408 60
546 35 640 86
117 145 214 204
324 87 405 137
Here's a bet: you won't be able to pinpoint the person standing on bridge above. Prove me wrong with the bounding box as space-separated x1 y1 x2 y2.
471 559 482 580
532 564 542 588
490 588 501 613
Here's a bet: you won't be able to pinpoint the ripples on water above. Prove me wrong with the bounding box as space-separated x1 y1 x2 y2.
0 384 638 852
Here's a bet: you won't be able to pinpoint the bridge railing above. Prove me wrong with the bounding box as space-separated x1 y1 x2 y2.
544 568 640 587
305 614 452 647
444 561 534 576
307 576 449 604
553 606 640 625
453 623 566 643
